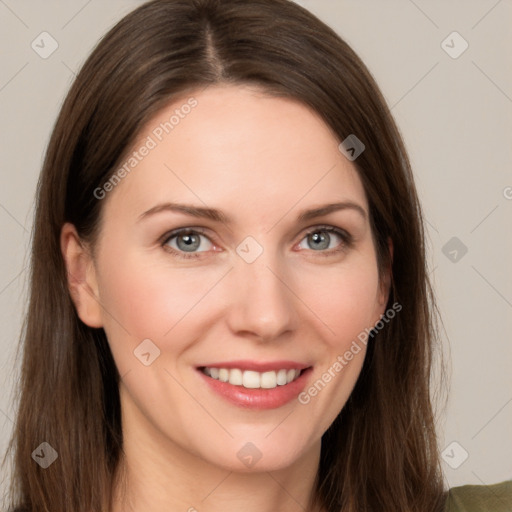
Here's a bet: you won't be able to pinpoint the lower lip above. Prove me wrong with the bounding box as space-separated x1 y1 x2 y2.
197 367 313 410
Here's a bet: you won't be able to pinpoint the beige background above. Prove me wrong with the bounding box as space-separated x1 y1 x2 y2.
1 0 511 500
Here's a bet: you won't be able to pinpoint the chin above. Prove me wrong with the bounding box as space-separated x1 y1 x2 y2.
196 433 314 473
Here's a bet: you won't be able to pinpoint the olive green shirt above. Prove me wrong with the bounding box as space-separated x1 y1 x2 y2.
444 480 512 511
9 480 512 511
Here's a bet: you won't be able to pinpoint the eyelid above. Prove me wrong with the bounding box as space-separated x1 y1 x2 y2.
301 224 351 239
161 226 231 262
160 224 353 259
160 226 211 244
160 227 216 253
297 224 353 254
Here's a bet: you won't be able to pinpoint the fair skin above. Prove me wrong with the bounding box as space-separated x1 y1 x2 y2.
61 84 391 512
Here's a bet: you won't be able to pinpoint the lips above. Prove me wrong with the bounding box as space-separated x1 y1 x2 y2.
196 360 313 409
197 360 311 372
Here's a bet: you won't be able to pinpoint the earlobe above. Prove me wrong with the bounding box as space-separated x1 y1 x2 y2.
60 222 103 328
378 236 394 308
372 237 394 328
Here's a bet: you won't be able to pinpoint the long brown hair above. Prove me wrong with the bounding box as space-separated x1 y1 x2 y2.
3 0 448 510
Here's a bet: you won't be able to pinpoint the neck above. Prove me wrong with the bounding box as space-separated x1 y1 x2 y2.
110 386 324 512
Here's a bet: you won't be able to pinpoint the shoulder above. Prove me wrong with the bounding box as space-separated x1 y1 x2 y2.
444 480 512 512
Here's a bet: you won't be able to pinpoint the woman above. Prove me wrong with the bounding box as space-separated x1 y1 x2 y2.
3 0 511 511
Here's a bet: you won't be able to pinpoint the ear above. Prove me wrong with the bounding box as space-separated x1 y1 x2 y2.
60 222 103 328
374 236 394 318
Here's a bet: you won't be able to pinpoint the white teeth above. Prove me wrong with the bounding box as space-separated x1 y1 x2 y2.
228 368 243 386
276 369 288 385
260 371 276 389
202 367 303 389
243 370 260 389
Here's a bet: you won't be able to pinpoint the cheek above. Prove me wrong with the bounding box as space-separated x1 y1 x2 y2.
97 238 381 367
296 255 381 348
293 256 379 421
96 249 223 352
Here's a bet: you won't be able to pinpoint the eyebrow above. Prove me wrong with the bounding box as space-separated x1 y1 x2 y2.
137 201 367 224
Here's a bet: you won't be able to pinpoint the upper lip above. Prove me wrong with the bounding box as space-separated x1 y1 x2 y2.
197 360 312 372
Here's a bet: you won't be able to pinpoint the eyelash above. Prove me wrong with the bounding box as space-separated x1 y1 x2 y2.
160 225 353 260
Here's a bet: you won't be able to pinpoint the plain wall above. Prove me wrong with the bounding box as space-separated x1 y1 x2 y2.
1 0 511 500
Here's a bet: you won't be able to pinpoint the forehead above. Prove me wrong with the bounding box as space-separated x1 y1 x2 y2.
102 84 367 224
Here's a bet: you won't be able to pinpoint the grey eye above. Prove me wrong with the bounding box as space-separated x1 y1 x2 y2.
307 231 330 250
165 231 213 253
298 229 344 252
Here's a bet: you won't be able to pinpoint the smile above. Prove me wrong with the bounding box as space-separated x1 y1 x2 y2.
196 362 313 409
200 367 303 389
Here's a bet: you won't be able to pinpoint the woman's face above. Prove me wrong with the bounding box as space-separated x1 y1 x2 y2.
73 84 390 472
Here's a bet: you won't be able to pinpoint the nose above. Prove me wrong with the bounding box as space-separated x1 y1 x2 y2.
224 249 299 343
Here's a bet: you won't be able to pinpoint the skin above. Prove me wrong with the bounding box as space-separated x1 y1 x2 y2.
61 84 391 512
